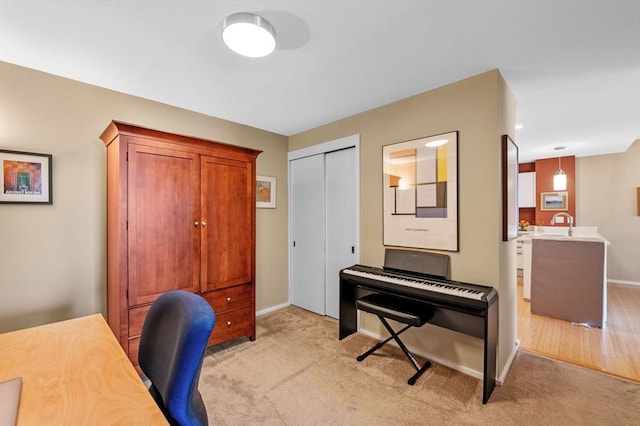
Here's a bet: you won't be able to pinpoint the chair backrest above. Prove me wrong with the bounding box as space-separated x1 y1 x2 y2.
139 291 216 426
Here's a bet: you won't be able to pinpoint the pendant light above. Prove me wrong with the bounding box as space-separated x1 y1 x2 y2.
553 156 567 191
222 13 276 58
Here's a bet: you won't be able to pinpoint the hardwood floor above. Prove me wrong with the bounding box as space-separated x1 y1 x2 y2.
517 278 640 382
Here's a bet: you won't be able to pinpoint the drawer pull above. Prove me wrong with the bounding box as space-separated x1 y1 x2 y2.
226 297 232 302
226 321 232 327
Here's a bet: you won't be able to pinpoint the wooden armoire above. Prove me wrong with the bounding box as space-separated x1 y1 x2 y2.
99 121 261 367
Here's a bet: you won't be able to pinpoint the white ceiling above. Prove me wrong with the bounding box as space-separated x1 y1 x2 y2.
1 1 638 163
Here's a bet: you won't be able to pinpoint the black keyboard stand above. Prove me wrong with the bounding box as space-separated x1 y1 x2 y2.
340 268 498 404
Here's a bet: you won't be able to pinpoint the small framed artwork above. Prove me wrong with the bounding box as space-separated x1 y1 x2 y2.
0 149 53 204
502 135 519 241
256 175 276 208
540 191 568 211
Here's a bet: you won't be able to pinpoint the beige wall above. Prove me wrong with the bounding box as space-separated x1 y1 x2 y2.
289 70 518 380
576 140 640 283
0 61 290 332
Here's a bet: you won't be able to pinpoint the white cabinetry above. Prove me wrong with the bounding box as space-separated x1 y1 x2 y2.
518 172 536 208
516 231 531 270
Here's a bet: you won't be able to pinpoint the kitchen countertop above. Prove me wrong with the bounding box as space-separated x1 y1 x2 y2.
519 226 609 244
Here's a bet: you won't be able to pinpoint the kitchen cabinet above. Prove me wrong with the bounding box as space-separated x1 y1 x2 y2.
516 231 531 271
99 121 261 367
518 172 536 208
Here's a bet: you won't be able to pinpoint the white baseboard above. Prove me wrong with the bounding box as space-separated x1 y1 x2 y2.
498 339 520 386
608 279 640 287
257 302 290 317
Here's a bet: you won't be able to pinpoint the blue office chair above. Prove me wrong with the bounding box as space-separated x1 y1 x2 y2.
139 290 216 426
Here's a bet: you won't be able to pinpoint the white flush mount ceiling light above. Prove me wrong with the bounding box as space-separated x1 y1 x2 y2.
222 13 276 58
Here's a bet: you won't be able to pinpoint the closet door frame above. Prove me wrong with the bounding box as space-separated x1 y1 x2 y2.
287 134 360 313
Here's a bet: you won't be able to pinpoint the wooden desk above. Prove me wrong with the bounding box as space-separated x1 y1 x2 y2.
0 314 167 425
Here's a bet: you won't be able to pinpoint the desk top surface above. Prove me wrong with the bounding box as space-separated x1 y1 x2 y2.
0 314 167 426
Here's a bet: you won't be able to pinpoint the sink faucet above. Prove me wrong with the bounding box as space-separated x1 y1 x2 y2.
550 212 574 236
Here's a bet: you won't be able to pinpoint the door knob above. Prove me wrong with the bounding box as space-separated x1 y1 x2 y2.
202 221 207 227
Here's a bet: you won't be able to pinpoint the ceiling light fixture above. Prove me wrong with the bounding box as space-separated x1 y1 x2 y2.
222 12 276 58
553 147 567 191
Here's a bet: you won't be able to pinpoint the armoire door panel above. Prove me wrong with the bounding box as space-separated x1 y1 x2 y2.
201 156 253 291
128 143 201 306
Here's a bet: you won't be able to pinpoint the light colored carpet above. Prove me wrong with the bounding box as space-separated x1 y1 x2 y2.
199 306 640 425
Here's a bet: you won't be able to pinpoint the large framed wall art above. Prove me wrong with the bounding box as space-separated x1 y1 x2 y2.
382 131 458 251
0 149 53 204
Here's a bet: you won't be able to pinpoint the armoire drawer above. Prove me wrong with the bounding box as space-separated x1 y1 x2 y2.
128 336 140 366
202 284 251 314
128 304 152 338
208 307 253 346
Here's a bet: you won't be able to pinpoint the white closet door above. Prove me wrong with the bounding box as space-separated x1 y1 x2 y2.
290 154 326 315
325 148 357 319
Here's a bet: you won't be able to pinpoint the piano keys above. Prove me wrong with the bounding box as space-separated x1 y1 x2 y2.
342 265 489 301
339 249 498 404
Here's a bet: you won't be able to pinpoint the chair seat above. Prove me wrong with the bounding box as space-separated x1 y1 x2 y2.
356 293 433 327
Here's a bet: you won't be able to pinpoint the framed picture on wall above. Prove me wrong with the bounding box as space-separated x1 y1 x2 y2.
540 191 568 211
0 149 53 204
256 175 276 208
382 131 459 251
502 135 519 241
